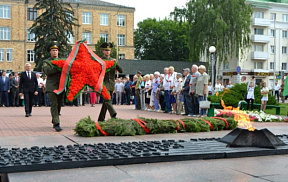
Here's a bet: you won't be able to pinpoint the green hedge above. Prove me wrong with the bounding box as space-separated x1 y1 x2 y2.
208 83 277 108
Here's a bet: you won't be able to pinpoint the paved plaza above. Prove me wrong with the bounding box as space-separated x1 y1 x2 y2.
0 105 288 182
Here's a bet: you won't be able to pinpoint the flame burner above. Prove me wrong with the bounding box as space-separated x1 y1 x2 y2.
220 128 286 149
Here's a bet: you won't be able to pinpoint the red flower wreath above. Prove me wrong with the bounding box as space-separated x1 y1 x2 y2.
51 41 116 102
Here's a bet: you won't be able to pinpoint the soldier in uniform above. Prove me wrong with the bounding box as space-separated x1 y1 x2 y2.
98 42 123 121
42 41 64 132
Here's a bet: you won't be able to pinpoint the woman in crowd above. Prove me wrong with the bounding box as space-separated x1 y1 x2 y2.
196 65 209 116
208 82 213 95
131 75 138 109
214 80 222 93
245 76 255 110
144 74 152 111
89 87 96 107
149 74 155 111
140 75 146 110
152 72 160 112
173 73 184 115
157 74 165 112
261 82 269 112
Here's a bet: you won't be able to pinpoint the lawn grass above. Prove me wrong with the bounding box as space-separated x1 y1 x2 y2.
264 103 288 116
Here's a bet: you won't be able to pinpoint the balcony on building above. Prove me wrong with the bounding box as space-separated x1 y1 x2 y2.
251 34 270 43
251 51 270 60
252 18 270 27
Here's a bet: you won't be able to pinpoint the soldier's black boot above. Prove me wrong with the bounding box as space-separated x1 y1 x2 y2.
53 124 62 132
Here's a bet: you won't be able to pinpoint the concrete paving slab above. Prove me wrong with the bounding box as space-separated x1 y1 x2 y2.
0 135 74 148
8 166 139 182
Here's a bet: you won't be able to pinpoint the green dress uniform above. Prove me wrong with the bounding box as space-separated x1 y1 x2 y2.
98 56 123 121
42 57 65 126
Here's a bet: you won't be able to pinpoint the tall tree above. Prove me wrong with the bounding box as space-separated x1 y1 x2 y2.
30 0 78 71
171 0 253 78
134 18 189 61
94 38 117 58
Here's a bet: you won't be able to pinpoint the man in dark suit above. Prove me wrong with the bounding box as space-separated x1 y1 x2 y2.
0 70 10 107
19 63 38 117
11 72 20 107
98 42 123 121
181 68 192 116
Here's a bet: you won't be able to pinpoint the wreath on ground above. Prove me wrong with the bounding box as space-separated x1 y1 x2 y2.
74 116 238 137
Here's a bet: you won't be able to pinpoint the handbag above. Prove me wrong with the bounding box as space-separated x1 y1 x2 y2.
199 97 210 109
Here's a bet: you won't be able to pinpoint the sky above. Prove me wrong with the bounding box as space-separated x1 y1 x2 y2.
103 0 189 28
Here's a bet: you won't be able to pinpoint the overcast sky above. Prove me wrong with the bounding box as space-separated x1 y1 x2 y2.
103 0 189 28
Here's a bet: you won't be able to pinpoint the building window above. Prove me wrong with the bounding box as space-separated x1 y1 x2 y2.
27 8 37 21
270 13 276 20
82 32 91 44
270 29 275 37
254 28 264 35
0 49 4 61
100 14 109 26
27 30 36 42
282 46 287 54
67 33 74 44
117 34 125 46
254 62 264 69
283 30 287 38
82 12 91 24
6 49 12 62
100 33 109 42
0 5 10 19
0 27 10 40
119 53 125 60
270 45 275 54
27 50 35 62
223 62 229 70
270 62 274 70
254 11 264 19
254 44 264 52
283 14 288 22
117 15 125 27
282 63 287 71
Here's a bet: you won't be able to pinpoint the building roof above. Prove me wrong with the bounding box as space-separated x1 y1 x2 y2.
118 60 208 75
64 0 135 10
248 0 288 5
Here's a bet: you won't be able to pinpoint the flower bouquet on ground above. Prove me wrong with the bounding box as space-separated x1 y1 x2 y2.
74 116 238 137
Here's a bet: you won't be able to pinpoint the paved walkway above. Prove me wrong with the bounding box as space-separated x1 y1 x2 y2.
0 104 288 137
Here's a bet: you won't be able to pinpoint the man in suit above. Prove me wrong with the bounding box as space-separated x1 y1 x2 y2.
181 68 192 116
19 63 38 117
0 70 10 107
42 41 64 132
124 77 132 105
98 42 123 121
11 72 20 107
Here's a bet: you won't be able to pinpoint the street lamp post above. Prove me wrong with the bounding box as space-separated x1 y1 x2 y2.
209 46 216 88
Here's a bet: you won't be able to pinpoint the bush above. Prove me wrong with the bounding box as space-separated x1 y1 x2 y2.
208 83 277 108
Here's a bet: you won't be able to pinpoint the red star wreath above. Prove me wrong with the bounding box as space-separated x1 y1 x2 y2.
51 40 116 102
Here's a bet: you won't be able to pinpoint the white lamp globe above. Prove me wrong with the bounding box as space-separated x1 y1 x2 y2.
209 46 216 53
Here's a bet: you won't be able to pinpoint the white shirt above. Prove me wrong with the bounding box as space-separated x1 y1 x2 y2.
144 80 151 92
173 78 183 93
227 84 233 89
208 85 213 92
215 83 222 92
37 78 44 88
168 72 177 90
275 85 280 91
163 74 170 91
26 71 31 78
115 82 124 92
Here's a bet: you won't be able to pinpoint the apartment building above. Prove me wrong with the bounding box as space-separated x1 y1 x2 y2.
219 0 288 88
0 0 135 73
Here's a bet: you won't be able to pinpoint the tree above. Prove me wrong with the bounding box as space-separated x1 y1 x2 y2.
30 0 78 71
134 18 189 61
94 38 117 58
170 0 253 79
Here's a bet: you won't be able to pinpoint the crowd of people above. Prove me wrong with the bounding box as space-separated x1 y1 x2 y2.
117 65 211 117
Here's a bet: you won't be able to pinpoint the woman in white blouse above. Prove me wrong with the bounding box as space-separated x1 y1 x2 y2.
245 77 255 110
214 80 222 92
144 75 152 111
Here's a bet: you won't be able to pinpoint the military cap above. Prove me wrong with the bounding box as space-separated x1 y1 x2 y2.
100 42 113 50
47 41 60 52
136 71 142 75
